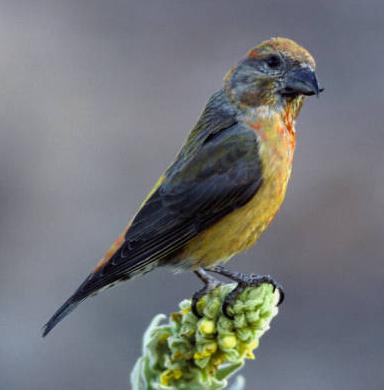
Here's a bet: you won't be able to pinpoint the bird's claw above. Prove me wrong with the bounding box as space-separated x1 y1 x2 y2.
222 274 285 318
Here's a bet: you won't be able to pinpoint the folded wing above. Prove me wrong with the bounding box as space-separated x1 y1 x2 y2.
42 119 262 336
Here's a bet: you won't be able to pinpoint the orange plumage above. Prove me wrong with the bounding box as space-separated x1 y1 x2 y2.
43 37 321 336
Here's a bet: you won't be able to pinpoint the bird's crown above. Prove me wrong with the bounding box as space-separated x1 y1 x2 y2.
247 37 316 69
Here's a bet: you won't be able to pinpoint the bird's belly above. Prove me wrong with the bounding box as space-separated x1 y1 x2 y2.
176 115 296 270
179 162 292 269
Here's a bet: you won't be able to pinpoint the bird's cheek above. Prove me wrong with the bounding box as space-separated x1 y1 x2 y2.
242 81 277 107
238 87 263 106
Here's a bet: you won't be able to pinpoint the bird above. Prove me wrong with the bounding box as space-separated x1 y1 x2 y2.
42 37 322 337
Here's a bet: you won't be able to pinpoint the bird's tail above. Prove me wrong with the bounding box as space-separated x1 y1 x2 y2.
42 272 99 337
42 295 83 337
42 252 160 336
42 266 139 337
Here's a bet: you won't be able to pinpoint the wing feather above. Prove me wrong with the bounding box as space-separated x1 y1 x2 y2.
42 90 263 336
77 122 262 297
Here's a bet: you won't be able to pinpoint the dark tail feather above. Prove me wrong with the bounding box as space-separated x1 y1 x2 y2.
42 257 159 337
42 271 104 337
41 270 122 337
42 295 83 337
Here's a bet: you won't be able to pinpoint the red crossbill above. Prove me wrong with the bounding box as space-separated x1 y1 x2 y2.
43 37 322 336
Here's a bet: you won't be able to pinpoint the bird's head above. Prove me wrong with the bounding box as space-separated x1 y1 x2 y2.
224 37 322 117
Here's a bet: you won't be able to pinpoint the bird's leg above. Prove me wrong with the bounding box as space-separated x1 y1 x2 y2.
206 264 284 318
191 268 222 317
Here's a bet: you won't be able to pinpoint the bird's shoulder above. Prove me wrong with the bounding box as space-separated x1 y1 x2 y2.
166 89 258 178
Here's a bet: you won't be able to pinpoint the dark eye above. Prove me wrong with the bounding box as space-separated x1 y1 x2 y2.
265 55 282 69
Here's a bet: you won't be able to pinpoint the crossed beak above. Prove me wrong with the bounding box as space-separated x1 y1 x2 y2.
281 67 323 97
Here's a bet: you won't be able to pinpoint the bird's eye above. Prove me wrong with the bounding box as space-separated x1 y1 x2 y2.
265 55 282 69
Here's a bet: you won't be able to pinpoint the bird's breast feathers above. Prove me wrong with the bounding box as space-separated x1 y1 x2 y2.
180 108 296 268
96 106 296 273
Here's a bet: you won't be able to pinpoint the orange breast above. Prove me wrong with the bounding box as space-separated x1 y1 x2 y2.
179 112 296 269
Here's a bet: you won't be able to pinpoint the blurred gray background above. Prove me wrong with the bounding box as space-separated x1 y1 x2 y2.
0 1 383 389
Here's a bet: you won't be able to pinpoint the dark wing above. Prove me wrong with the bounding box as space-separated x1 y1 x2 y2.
42 121 262 336
81 122 262 291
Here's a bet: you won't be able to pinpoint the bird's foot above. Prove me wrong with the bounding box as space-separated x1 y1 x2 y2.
206 265 284 318
192 269 222 317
